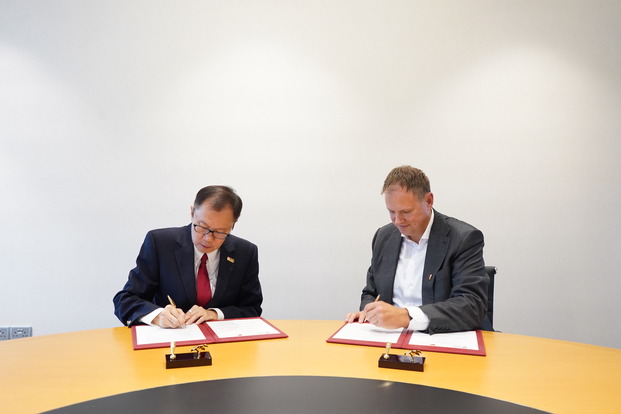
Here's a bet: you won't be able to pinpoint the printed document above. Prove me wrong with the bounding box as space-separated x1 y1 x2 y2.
331 323 404 343
134 324 207 346
408 330 480 350
207 318 280 338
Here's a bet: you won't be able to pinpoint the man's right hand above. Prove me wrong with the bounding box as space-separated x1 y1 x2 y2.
153 305 187 328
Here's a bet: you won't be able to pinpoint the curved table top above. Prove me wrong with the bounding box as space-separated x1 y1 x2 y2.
1 320 620 413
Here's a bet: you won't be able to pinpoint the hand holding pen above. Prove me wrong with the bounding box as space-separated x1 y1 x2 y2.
153 295 187 329
363 296 412 329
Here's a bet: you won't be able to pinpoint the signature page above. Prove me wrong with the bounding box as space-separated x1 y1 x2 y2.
331 323 403 344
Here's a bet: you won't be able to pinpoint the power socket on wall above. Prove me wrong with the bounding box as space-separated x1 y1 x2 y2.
0 327 32 340
10 327 32 339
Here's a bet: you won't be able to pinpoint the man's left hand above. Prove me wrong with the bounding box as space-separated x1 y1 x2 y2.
184 306 218 324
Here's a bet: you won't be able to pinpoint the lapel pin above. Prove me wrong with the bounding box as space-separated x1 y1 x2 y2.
227 257 235 263
428 274 433 281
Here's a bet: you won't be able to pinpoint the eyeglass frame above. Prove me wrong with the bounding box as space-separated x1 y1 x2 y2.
192 223 231 240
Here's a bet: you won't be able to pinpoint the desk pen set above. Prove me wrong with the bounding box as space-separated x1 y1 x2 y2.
378 342 425 372
165 342 212 369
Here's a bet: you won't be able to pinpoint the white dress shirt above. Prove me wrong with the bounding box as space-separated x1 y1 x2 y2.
392 210 434 331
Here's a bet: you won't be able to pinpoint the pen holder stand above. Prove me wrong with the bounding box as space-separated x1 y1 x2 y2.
166 351 212 369
378 354 425 372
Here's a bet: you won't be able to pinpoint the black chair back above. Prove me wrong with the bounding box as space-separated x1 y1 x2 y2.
483 266 497 331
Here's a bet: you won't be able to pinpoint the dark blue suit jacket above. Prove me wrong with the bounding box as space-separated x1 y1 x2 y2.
360 210 489 333
113 225 263 326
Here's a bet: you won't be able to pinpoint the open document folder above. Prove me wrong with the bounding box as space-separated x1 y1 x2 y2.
132 317 288 350
327 322 486 356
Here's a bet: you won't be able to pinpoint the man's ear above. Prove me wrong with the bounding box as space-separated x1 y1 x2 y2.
425 192 434 209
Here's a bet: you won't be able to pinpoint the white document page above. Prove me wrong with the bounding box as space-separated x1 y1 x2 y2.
207 318 279 338
135 324 207 346
332 323 403 343
408 330 480 350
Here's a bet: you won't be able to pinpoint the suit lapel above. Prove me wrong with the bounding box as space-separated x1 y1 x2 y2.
422 211 449 304
383 228 402 303
175 225 197 304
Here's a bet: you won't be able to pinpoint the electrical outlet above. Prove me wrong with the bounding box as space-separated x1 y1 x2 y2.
0 327 9 341
9 327 32 339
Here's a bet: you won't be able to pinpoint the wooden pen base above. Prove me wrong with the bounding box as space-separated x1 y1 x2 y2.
166 352 212 369
378 354 425 372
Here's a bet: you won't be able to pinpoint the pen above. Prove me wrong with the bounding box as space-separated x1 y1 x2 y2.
167 295 176 308
167 294 187 329
170 341 176 360
364 295 381 322
383 342 391 359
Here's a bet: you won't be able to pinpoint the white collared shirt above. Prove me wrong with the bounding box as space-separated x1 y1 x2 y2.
392 210 434 331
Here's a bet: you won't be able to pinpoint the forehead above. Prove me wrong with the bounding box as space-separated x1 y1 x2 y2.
193 204 235 225
384 186 421 207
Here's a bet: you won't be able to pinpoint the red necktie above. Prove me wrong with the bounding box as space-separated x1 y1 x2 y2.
196 254 212 306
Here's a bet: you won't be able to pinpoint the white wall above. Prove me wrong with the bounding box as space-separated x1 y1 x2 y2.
1 1 619 348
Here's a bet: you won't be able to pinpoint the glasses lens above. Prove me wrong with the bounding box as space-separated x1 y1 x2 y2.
194 225 228 239
212 231 228 239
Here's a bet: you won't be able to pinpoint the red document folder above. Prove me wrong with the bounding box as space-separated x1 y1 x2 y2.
326 322 486 356
132 317 288 350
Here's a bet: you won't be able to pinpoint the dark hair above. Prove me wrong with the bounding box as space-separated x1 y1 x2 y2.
194 185 243 222
382 166 431 198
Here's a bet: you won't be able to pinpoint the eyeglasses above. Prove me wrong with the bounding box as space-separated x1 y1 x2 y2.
192 224 230 240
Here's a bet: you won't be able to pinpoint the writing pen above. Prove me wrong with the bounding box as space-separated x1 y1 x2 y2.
170 341 176 360
167 295 176 307
383 342 391 359
364 295 381 322
166 295 187 329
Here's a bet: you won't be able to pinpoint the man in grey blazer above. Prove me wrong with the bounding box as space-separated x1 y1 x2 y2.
346 166 490 334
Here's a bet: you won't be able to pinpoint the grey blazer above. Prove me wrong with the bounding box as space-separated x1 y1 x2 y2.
360 210 489 333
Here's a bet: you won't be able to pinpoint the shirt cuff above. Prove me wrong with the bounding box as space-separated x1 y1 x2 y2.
405 306 430 331
140 308 163 326
209 308 224 320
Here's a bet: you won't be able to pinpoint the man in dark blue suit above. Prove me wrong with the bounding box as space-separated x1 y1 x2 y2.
114 186 262 328
346 166 489 333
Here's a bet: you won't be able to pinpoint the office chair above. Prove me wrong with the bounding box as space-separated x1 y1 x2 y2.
484 266 497 331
